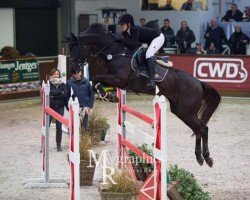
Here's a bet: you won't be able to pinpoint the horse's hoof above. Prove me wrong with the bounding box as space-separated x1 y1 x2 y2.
205 157 213 167
196 156 204 166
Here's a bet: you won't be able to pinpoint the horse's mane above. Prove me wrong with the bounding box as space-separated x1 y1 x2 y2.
82 23 109 34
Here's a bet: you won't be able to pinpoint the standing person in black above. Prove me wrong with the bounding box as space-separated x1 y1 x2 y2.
115 13 165 90
181 0 194 11
221 4 243 22
229 25 249 55
160 19 175 49
176 21 196 53
204 18 228 54
49 68 68 151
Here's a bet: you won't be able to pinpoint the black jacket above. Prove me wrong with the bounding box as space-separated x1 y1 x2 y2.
222 9 243 22
49 82 68 109
160 26 175 47
204 26 228 53
120 25 161 50
176 27 195 53
229 31 250 55
181 2 192 11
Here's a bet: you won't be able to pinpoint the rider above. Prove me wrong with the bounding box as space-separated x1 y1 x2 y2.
115 13 165 89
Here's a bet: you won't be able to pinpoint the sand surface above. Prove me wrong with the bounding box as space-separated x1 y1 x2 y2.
0 94 249 200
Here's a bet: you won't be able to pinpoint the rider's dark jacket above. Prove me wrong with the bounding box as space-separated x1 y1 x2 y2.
119 25 161 50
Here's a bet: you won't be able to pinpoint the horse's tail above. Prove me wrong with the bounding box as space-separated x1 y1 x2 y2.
198 82 221 124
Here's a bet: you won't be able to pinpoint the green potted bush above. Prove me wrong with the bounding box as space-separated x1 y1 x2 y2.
98 168 140 200
129 144 154 181
169 165 210 200
79 134 96 186
81 109 110 143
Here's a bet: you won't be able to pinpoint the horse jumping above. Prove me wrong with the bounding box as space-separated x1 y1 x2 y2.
66 23 221 167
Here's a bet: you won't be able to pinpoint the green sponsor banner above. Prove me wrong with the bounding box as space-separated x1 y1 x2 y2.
0 59 40 84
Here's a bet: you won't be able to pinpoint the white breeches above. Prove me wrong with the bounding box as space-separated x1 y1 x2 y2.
146 33 165 59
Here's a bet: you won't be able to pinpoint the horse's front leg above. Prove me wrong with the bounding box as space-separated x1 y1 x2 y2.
92 74 125 102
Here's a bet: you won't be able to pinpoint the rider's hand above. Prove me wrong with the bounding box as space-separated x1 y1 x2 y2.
115 35 122 42
142 43 148 49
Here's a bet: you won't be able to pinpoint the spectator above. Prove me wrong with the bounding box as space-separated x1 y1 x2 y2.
204 18 228 53
176 21 196 53
242 8 250 22
221 4 243 22
48 68 69 152
140 18 146 27
229 25 250 55
164 0 174 11
66 67 94 129
187 42 206 54
181 0 194 11
160 19 175 49
206 42 219 54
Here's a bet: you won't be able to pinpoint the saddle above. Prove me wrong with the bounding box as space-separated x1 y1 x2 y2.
131 48 173 82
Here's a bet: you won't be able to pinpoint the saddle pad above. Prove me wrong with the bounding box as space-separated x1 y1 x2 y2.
131 49 169 82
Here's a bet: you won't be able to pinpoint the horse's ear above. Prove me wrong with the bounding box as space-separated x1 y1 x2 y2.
70 32 78 41
64 35 71 42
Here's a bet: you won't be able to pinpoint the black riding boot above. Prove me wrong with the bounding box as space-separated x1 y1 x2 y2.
56 131 62 152
146 57 156 90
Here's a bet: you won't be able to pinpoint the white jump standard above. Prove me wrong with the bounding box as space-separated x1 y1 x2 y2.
23 81 80 200
117 89 167 200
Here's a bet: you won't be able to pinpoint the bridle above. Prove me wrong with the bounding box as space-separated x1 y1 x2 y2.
69 36 114 70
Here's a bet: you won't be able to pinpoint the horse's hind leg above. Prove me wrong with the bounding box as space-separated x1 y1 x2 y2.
201 126 213 167
171 107 209 166
195 137 204 166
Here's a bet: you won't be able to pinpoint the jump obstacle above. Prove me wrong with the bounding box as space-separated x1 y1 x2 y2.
23 81 80 200
117 89 167 200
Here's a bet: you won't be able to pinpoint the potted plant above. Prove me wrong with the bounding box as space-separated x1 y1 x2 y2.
81 108 110 143
129 144 154 181
168 165 210 200
98 168 140 200
79 134 96 186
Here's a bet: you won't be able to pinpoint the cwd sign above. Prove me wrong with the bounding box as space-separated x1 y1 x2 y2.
193 58 248 83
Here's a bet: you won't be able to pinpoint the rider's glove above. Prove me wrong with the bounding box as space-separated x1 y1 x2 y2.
142 43 148 49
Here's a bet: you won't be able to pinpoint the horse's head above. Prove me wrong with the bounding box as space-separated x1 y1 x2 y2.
144 20 160 31
65 33 91 72
66 23 114 72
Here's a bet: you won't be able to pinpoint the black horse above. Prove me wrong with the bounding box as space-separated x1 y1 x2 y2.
66 23 221 167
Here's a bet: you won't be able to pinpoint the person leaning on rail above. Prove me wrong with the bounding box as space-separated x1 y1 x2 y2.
221 3 243 22
48 68 69 152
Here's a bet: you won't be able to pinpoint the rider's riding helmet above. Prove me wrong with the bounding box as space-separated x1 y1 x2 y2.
118 13 134 25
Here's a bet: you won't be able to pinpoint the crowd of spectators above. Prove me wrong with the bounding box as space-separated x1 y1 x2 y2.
142 2 250 55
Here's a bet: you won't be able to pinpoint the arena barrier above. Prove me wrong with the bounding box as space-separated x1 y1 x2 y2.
23 81 80 200
117 89 167 200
